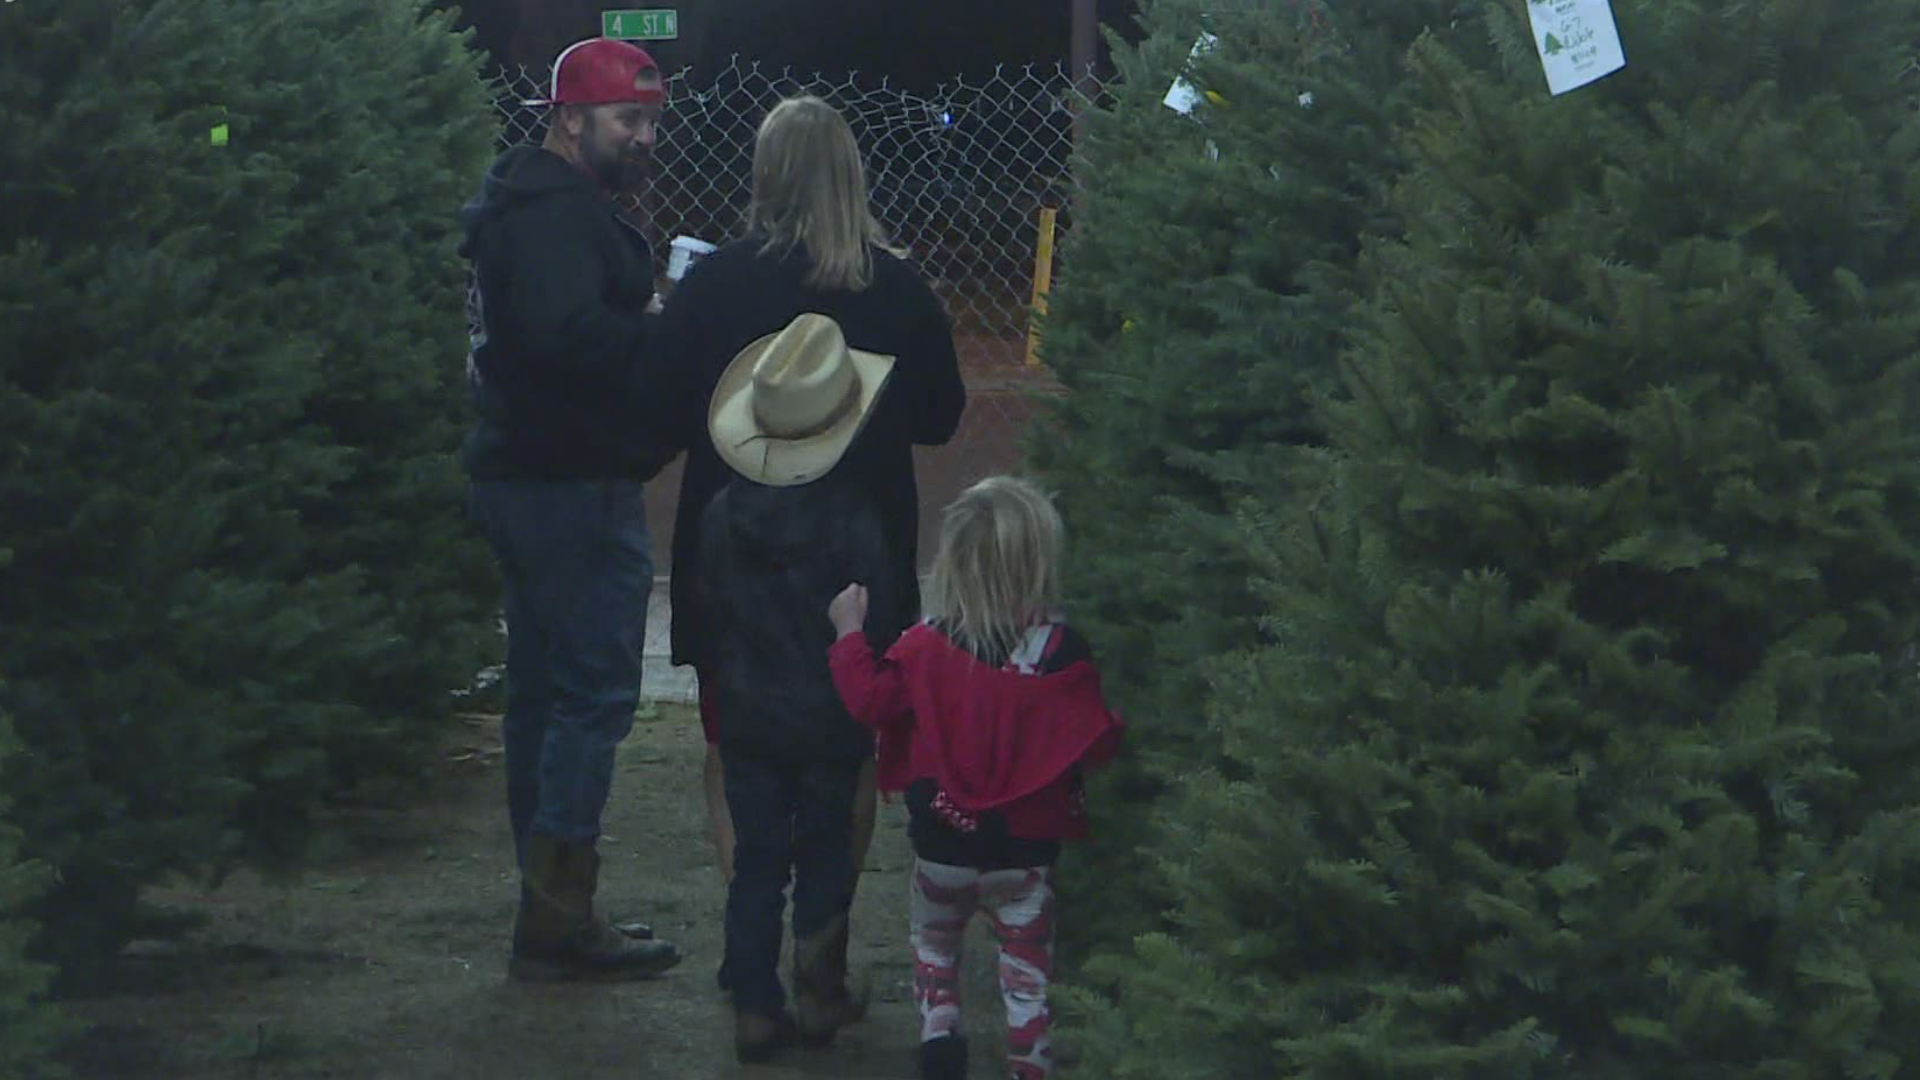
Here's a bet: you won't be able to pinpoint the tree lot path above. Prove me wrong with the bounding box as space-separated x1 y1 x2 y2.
65 710 1025 1079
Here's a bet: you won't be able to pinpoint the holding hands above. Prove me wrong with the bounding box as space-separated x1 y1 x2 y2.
828 583 869 637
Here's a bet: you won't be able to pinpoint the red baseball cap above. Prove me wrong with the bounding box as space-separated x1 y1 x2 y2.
523 38 664 108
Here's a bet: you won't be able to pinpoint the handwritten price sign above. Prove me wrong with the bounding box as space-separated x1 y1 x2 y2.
1528 0 1626 95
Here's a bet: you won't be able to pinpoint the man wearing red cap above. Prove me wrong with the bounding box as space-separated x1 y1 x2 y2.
459 37 680 982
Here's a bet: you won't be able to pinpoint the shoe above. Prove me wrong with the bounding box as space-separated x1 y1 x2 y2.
793 914 866 1047
508 836 683 982
735 1009 797 1063
918 1034 968 1080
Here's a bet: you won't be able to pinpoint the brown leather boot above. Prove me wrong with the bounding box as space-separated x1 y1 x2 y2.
792 913 866 1046
510 835 682 982
734 1009 797 1063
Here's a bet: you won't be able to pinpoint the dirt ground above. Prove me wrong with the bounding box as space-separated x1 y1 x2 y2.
60 705 1027 1080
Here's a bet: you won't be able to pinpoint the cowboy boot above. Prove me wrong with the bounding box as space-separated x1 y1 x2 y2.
509 836 681 982
515 882 655 940
517 838 651 938
792 913 866 1046
734 1008 798 1064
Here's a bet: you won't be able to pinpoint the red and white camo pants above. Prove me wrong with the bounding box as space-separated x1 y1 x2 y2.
910 859 1055 1080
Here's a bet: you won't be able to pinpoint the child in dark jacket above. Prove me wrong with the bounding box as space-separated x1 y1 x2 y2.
828 476 1123 1080
695 312 913 1062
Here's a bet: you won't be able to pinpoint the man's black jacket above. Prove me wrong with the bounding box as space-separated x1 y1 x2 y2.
459 145 669 481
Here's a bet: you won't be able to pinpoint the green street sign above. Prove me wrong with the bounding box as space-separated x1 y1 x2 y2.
603 9 678 40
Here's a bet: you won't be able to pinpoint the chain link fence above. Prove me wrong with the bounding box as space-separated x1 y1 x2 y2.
490 56 1076 385
484 56 1074 590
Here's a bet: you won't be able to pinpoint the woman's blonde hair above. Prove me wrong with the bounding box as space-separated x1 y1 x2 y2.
747 95 896 292
924 476 1066 664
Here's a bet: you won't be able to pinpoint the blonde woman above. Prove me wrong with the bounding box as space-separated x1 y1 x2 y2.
827 476 1125 1080
651 95 966 1059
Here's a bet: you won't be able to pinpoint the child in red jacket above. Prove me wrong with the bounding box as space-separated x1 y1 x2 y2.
827 475 1122 1080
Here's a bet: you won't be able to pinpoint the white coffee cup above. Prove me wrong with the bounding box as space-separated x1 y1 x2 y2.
666 236 718 282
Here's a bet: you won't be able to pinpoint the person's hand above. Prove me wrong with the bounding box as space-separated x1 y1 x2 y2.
829 583 869 637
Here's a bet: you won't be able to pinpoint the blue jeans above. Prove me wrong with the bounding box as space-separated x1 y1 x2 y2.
470 480 651 865
722 751 862 1014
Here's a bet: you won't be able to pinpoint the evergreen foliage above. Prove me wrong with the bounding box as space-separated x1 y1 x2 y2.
1061 2 1920 1076
1032 0 1480 962
0 0 498 974
0 711 77 1079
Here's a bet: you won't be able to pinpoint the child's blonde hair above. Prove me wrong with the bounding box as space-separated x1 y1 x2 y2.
923 476 1065 663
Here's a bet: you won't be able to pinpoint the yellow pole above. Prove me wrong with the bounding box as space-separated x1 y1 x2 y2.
1025 206 1058 367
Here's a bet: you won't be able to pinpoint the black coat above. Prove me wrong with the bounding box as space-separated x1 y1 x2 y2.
694 476 912 762
458 145 670 482
653 238 967 671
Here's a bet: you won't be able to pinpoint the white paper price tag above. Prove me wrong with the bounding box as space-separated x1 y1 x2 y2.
1527 0 1626 95
1164 32 1221 114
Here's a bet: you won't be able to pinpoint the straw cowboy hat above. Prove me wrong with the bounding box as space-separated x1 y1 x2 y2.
709 313 896 487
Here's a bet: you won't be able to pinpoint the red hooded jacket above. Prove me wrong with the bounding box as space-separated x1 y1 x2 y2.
828 622 1123 841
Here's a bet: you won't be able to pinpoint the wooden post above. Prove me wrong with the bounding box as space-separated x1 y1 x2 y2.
1071 0 1096 151
1025 207 1059 367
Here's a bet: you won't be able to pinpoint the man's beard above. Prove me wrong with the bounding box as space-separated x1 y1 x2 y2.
583 124 649 190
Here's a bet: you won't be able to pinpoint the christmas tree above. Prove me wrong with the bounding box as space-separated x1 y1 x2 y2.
0 0 496 973
1032 0 1480 962
0 712 74 1078
1066 1 1920 1076
199 0 503 845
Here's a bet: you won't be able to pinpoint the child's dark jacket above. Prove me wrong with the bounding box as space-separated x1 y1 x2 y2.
696 475 911 763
